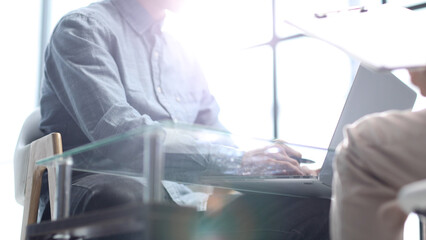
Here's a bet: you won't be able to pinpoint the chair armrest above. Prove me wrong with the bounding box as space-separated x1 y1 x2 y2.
14 133 61 205
398 179 426 214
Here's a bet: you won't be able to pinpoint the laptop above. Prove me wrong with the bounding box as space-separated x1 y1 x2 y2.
199 65 417 198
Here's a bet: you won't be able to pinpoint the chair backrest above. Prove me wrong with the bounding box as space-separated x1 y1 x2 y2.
14 108 44 205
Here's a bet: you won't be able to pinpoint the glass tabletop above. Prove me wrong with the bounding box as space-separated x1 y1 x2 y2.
37 122 335 209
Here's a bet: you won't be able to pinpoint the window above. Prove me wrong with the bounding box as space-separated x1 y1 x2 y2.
163 0 359 142
164 0 275 138
276 37 353 147
212 46 275 139
167 0 359 144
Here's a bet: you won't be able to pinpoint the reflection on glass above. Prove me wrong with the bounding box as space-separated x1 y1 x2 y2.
37 123 334 197
276 37 354 148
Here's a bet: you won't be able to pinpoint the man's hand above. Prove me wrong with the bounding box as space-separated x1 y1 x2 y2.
241 140 316 176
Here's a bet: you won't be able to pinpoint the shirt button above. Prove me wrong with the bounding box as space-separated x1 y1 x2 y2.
176 97 181 102
172 118 178 123
153 51 159 59
156 86 162 94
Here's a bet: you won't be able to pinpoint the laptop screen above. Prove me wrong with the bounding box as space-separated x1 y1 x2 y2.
319 65 417 186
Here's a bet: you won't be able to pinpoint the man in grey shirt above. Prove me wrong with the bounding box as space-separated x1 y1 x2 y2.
39 0 330 239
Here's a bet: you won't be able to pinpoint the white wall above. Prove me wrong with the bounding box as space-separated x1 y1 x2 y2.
0 1 41 238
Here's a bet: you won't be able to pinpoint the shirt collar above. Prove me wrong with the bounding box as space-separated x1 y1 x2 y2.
111 0 164 35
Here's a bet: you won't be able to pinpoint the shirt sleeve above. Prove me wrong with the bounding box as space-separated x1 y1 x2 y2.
44 12 155 142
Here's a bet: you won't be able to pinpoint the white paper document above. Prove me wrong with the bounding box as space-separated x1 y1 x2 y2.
284 4 426 71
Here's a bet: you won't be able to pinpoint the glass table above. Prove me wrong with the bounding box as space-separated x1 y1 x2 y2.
34 122 334 239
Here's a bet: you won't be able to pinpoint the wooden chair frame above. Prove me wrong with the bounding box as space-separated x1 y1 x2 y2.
14 109 62 240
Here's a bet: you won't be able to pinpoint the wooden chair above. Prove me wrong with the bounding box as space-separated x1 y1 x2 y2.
14 108 62 240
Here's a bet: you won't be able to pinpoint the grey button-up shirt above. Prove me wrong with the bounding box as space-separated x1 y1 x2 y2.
40 0 226 210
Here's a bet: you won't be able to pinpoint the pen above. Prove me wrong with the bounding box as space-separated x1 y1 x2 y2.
314 6 368 18
293 157 316 164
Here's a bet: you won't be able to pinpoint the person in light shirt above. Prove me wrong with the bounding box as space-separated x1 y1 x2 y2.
331 67 426 240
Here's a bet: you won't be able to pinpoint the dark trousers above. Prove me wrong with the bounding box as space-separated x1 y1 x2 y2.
39 172 330 240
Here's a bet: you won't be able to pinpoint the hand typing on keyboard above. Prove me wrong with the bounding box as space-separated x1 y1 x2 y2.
241 139 317 176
